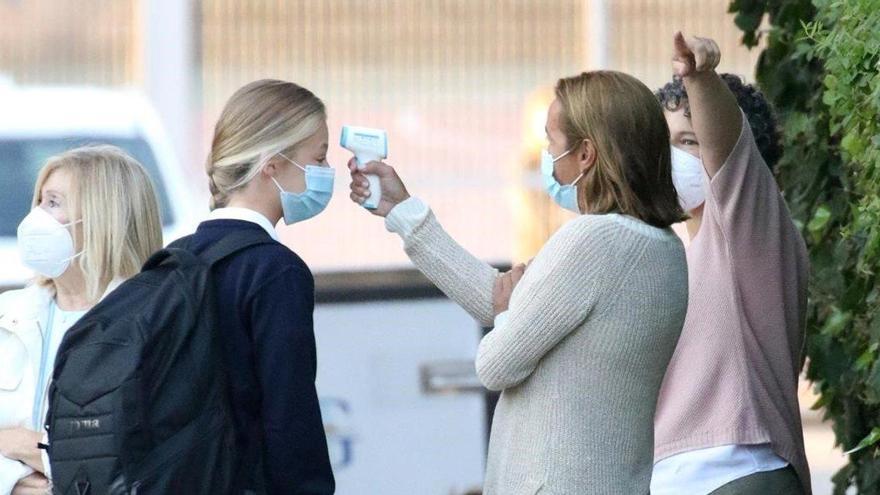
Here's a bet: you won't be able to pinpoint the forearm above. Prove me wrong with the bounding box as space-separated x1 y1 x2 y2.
405 223 497 325
476 289 588 391
475 218 609 390
251 275 333 494
476 314 537 391
259 369 333 492
14 451 41 475
683 70 743 176
262 405 333 494
0 430 43 474
388 198 498 326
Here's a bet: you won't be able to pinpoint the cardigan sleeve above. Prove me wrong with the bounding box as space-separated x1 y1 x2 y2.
475 216 616 391
386 197 499 327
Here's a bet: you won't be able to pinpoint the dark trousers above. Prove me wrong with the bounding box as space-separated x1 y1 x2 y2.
708 466 804 495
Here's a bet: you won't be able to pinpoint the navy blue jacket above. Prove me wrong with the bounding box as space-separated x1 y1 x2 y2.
190 219 334 494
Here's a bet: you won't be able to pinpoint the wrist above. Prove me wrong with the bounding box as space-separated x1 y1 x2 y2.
385 196 429 238
13 430 40 460
682 69 718 82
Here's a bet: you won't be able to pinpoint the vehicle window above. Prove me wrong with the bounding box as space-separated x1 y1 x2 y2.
0 136 174 236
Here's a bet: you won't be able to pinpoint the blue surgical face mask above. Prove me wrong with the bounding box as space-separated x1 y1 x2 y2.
541 147 584 214
271 153 336 225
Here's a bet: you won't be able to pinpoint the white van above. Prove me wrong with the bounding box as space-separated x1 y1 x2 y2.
0 82 199 290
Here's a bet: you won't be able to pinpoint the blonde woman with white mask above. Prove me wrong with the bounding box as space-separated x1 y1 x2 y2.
0 146 163 495
193 79 334 493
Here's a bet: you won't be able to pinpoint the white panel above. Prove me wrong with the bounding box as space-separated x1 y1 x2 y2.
314 298 486 494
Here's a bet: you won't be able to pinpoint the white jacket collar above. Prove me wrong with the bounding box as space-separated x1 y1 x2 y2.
3 277 126 324
9 284 54 323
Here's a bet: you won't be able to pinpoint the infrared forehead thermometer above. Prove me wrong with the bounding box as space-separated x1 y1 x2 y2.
340 125 387 210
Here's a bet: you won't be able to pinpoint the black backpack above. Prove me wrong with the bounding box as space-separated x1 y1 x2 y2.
45 231 270 495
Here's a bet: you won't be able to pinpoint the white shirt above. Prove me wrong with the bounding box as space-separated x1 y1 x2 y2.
33 302 87 426
651 444 790 495
206 207 279 241
0 280 125 487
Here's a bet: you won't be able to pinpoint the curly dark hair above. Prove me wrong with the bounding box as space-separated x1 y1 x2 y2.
655 74 781 171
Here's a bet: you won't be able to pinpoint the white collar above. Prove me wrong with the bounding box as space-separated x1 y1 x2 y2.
1 277 126 332
207 207 279 241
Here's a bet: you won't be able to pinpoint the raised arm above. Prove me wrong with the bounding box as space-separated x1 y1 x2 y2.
348 160 499 327
673 32 743 178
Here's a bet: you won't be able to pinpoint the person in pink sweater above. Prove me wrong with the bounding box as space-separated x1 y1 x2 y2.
649 33 811 494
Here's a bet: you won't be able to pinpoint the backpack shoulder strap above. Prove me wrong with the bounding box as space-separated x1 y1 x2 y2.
198 230 275 266
142 231 272 272
142 235 195 271
165 234 195 252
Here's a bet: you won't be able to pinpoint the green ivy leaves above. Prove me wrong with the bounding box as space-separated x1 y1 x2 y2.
846 427 880 455
730 0 880 493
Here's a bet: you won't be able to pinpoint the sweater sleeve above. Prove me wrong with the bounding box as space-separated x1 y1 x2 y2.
386 197 498 327
706 110 780 243
475 217 615 391
247 266 335 494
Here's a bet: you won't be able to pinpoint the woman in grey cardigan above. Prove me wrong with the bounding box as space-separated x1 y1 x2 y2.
349 71 689 494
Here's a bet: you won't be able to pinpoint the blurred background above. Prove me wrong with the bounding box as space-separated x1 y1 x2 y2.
0 1 847 493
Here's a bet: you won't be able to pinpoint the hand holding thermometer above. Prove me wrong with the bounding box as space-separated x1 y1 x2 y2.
340 125 388 210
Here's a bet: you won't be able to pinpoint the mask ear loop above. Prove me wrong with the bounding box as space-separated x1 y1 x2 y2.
270 176 285 193
568 139 593 186
553 144 586 186
550 146 575 163
277 152 307 172
61 251 84 264
273 152 313 195
257 150 305 195
60 218 85 268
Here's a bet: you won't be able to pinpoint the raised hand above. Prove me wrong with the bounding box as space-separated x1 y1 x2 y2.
348 158 411 218
672 31 721 78
493 264 526 317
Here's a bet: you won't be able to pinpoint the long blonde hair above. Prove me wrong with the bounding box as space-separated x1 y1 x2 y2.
206 79 326 209
555 71 685 228
32 145 164 301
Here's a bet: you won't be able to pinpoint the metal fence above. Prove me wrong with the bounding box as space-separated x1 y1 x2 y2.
0 0 763 269
0 0 138 85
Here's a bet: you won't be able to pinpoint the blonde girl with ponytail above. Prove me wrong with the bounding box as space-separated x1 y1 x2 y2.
191 79 336 494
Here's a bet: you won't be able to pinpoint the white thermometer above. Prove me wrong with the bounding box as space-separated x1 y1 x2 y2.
340 125 388 210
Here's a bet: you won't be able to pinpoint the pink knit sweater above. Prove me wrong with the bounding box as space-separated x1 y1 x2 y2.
653 114 812 493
